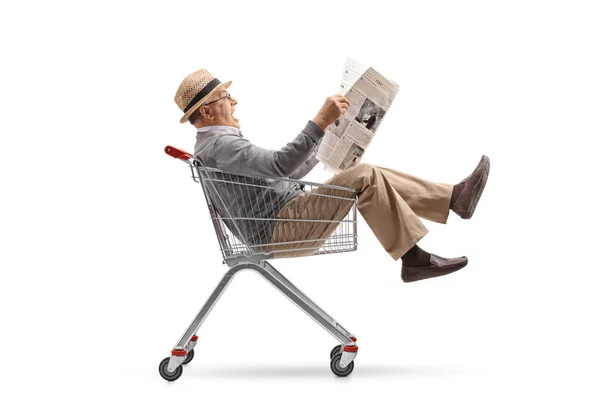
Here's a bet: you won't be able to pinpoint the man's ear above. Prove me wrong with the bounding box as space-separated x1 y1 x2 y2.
199 106 212 120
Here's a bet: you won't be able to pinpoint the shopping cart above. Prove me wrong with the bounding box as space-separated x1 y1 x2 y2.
159 145 360 381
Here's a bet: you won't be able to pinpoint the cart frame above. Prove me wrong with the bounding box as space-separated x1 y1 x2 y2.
159 145 360 380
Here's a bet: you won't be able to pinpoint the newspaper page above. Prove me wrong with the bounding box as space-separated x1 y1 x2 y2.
316 58 399 172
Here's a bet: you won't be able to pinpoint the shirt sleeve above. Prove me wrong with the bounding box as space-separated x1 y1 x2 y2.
211 120 324 178
288 141 321 180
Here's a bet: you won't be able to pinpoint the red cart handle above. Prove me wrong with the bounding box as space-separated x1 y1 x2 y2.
165 145 192 160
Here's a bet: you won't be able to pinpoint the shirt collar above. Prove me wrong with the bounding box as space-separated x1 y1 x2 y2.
196 125 241 136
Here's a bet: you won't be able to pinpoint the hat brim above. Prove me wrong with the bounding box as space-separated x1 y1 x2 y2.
179 80 232 124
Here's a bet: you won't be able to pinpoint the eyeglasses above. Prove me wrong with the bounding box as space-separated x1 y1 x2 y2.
203 93 232 106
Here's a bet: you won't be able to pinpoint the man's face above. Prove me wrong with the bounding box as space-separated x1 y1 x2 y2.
201 89 240 129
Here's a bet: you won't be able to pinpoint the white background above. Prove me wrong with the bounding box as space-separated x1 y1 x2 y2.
1 0 599 398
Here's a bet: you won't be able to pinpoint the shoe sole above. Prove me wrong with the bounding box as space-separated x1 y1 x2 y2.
465 156 490 219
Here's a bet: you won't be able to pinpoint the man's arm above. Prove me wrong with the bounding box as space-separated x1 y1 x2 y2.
212 94 350 178
212 121 324 177
289 141 321 180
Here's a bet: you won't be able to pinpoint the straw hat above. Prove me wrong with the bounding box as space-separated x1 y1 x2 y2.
174 69 232 123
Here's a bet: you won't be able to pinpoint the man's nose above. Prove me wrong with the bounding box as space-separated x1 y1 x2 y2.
231 97 238 105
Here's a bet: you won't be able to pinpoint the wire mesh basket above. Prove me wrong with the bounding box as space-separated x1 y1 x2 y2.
165 146 358 265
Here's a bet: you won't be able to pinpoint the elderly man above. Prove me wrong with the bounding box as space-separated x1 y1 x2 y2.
174 69 490 283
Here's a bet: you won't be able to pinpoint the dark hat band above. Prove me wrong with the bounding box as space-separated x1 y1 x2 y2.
184 78 221 113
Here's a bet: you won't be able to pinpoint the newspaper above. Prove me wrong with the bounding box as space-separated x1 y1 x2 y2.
316 58 399 172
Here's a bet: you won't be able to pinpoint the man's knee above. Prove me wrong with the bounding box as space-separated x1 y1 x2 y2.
328 163 378 190
347 163 377 177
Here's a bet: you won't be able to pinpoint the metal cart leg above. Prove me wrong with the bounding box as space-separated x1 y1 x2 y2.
162 265 244 377
160 261 358 380
260 261 355 342
172 265 244 349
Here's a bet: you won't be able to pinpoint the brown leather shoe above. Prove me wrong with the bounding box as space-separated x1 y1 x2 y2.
401 254 469 283
453 155 490 219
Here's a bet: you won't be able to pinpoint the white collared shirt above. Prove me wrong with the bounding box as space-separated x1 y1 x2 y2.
196 125 241 136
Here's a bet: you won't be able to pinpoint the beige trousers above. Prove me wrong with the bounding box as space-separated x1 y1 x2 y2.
270 163 453 260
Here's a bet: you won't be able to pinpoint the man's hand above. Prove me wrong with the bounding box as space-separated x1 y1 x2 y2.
312 94 350 131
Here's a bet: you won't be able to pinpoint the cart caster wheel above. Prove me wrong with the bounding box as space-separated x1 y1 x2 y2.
159 357 183 381
182 349 195 365
330 353 354 377
330 345 342 359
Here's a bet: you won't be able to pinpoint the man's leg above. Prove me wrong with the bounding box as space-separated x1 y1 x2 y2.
368 156 491 223
324 164 430 261
375 166 453 224
325 164 469 282
269 189 355 258
271 166 427 261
